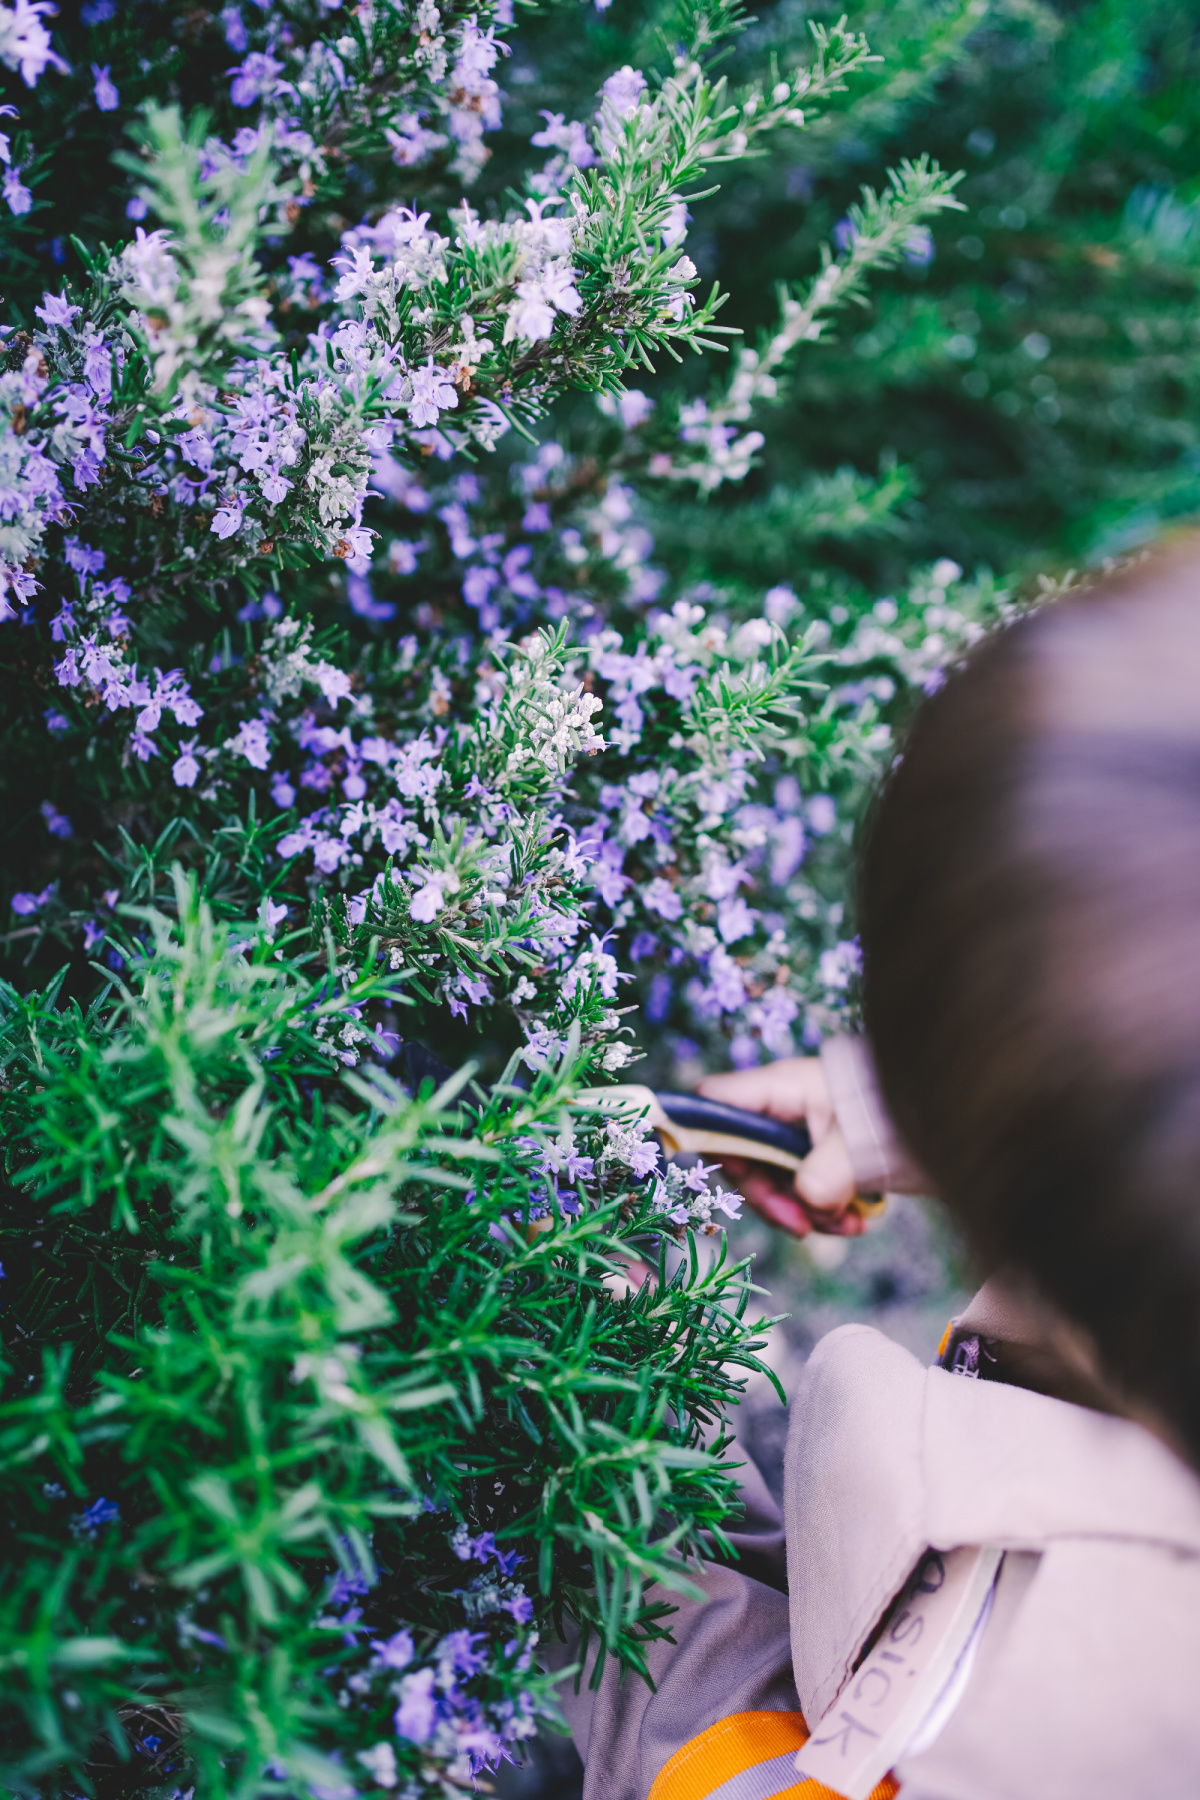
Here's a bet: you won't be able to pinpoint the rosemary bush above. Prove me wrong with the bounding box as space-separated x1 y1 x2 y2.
0 0 983 1792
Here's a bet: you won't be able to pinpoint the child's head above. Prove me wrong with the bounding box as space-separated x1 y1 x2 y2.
860 543 1200 1458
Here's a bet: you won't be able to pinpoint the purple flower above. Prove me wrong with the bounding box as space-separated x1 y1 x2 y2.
220 4 248 52
260 899 288 938
11 886 52 915
91 64 119 111
717 895 757 945
44 709 69 732
80 1495 119 1529
227 718 271 770
818 939 862 992
371 1627 415 1670
439 1628 488 1676
504 1591 534 1623
806 794 837 835
34 293 81 329
227 50 284 108
347 571 395 622
82 919 105 951
65 538 105 581
643 877 682 921
394 1666 438 1743
833 216 858 254
409 876 445 923
408 357 458 428
40 800 72 839
211 501 244 540
601 65 647 117
904 227 935 267
646 971 672 1023
3 170 32 215
172 740 201 788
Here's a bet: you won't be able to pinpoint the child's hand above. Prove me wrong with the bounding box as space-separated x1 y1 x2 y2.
697 1057 866 1238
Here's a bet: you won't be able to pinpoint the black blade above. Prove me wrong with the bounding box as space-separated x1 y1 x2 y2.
654 1092 813 1162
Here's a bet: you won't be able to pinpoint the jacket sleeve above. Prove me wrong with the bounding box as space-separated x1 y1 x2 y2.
819 1033 931 1195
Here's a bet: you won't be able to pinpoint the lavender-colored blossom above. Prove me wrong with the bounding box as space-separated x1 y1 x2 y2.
394 1666 438 1743
227 717 271 770
439 1628 488 1676
3 168 31 214
227 49 283 108
347 571 395 622
643 877 682 921
91 63 118 110
601 65 647 118
833 216 858 254
408 357 459 428
818 939 862 992
40 800 72 838
82 918 105 950
220 4 247 52
717 895 757 944
79 1495 120 1530
172 740 201 788
371 1627 415 1670
0 1 69 85
34 292 80 329
807 794 837 835
646 972 672 1022
11 886 52 915
409 875 445 923
211 500 244 540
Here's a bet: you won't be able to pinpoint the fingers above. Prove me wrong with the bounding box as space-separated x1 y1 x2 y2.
793 1123 858 1216
721 1161 814 1237
697 1055 835 1140
716 1157 868 1240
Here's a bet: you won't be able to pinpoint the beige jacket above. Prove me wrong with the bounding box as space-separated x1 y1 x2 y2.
553 1304 1200 1799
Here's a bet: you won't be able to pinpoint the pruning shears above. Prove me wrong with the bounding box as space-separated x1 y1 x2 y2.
583 1085 887 1222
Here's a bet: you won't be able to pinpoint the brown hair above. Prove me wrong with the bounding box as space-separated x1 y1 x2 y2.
860 542 1200 1459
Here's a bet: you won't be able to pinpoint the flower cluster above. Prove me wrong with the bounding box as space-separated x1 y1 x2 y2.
309 1530 544 1798
0 2 995 1793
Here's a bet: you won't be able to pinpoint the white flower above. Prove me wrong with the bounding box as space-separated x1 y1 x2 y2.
356 1743 398 1788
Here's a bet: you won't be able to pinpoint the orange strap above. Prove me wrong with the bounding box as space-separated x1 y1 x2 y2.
647 1709 900 1800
